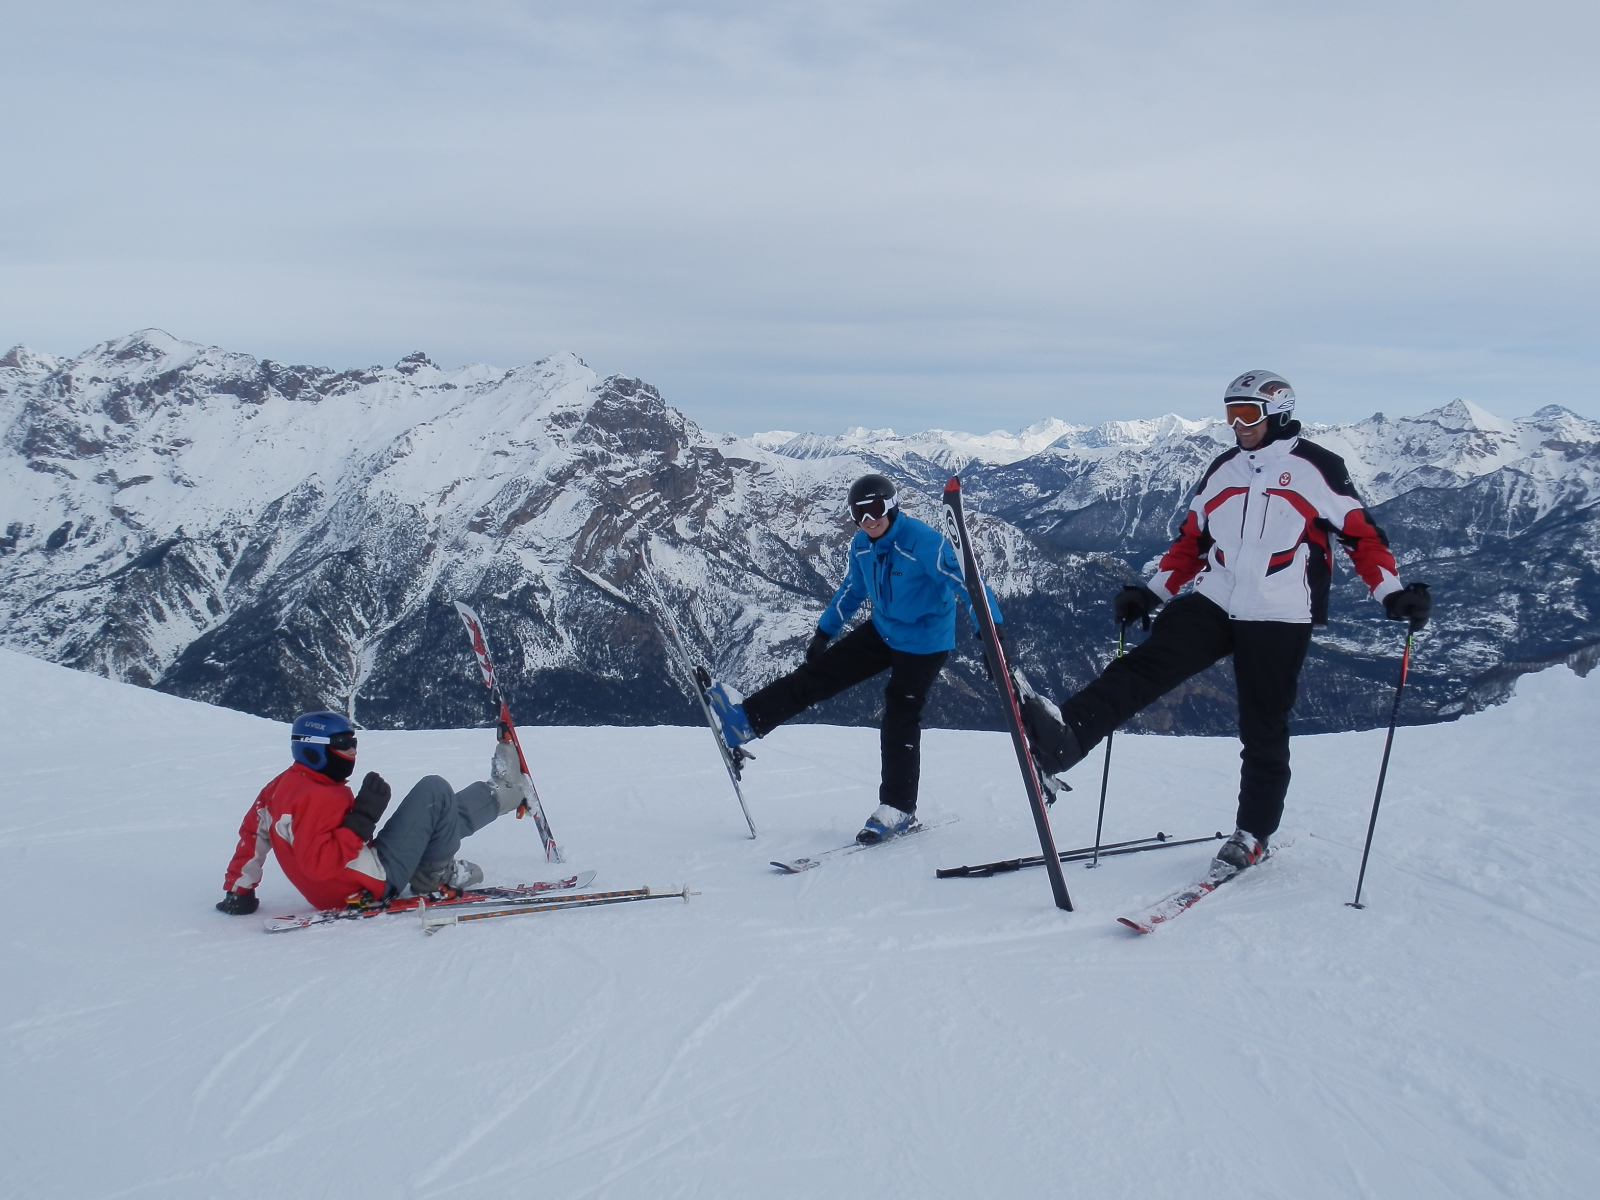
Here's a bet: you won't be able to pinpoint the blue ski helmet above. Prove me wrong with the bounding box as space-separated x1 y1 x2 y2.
290 711 357 772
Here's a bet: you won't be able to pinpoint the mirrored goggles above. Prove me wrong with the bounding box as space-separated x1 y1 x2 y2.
295 731 358 757
850 496 896 525
1225 400 1268 428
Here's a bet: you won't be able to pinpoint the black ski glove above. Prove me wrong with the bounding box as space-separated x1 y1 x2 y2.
976 625 1006 681
1383 582 1432 631
1113 584 1162 628
341 771 392 842
805 629 831 666
216 889 259 915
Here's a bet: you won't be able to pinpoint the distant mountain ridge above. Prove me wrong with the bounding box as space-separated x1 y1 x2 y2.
3 330 1596 736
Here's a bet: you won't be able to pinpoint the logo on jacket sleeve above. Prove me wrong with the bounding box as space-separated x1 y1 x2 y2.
1279 472 1292 486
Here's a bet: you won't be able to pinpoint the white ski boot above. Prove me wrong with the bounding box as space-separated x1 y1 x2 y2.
856 804 918 846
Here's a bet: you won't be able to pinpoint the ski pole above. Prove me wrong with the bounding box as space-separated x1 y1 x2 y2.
935 830 1225 878
421 886 693 932
1088 620 1130 868
1348 628 1416 909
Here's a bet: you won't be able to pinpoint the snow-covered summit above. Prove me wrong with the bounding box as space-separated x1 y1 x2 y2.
3 331 1598 737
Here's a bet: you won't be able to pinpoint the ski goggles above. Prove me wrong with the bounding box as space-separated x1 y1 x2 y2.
850 495 897 525
294 730 358 757
1225 400 1269 428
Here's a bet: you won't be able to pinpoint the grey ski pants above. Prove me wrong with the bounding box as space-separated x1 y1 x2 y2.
372 775 500 897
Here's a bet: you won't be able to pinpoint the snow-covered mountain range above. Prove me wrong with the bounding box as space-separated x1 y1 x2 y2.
3 330 1597 734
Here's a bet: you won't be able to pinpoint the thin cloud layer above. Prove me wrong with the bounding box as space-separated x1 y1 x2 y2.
2 0 1596 432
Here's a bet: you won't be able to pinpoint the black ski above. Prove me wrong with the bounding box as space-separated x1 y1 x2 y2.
941 476 1073 911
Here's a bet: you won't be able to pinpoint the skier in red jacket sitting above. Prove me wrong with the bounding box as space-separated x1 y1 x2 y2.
216 711 524 915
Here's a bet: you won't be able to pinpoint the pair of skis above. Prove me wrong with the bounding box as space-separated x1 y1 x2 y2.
263 872 597 932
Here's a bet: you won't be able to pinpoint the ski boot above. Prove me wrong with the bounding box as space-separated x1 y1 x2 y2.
411 859 484 898
1018 689 1085 786
1210 829 1269 881
856 804 918 846
702 676 756 753
489 738 525 815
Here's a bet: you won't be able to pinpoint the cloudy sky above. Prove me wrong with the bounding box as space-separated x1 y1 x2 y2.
2 1 1596 433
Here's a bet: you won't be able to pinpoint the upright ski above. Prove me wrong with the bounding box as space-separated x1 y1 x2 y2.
453 600 562 862
637 546 758 838
942 477 1073 911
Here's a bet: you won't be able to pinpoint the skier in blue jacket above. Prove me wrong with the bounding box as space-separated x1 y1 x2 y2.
707 474 1000 844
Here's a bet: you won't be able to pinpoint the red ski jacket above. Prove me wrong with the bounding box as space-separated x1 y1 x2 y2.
1148 434 1401 625
223 762 388 909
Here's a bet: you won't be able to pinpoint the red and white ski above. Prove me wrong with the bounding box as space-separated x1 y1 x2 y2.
263 872 597 933
454 600 561 862
1118 845 1281 933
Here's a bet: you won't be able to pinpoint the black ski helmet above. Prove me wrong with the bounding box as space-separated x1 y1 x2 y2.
1224 370 1296 434
290 711 358 782
847 473 898 524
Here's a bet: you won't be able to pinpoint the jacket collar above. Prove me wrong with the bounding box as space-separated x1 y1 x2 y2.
1241 433 1298 461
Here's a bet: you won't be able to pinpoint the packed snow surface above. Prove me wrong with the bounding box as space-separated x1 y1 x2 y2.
2 648 1597 1198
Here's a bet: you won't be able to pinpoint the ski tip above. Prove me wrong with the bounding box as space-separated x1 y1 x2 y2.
943 476 960 493
1117 916 1154 934
771 859 817 874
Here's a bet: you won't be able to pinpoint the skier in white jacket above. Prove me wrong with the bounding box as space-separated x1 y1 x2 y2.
1023 371 1432 873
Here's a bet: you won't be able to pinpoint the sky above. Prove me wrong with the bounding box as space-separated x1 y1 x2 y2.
2 1 1597 435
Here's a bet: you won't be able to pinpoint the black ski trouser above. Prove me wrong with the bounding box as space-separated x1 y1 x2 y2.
1059 592 1312 839
742 622 949 815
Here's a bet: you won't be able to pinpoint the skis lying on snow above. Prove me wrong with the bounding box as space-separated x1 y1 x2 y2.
770 814 959 874
454 600 562 862
263 872 598 933
936 831 1224 878
421 885 694 933
637 545 758 838
1118 844 1285 934
942 476 1072 911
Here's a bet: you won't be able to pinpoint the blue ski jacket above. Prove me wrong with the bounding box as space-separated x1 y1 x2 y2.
817 512 1002 655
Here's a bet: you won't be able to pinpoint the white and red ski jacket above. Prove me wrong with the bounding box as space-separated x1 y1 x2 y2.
223 762 388 909
1148 433 1401 625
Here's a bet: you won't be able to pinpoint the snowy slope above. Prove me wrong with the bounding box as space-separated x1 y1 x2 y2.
2 647 1597 1199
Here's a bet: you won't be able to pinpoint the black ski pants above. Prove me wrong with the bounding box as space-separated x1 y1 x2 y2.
1060 593 1312 839
742 622 948 815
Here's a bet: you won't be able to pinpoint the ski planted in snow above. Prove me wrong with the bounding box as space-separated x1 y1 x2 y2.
1118 846 1281 934
263 872 597 933
637 545 758 838
453 600 561 862
941 476 1073 911
936 831 1225 878
771 814 960 873
421 885 694 932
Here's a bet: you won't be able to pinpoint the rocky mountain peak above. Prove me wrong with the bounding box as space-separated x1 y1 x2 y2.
2 333 1596 735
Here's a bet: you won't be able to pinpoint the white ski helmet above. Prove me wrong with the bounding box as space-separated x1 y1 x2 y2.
1224 370 1296 432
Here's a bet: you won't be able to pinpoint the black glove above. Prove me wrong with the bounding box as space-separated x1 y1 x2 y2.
805 629 831 666
341 771 392 841
216 889 259 915
976 625 1006 681
1383 582 1432 631
1113 584 1162 628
